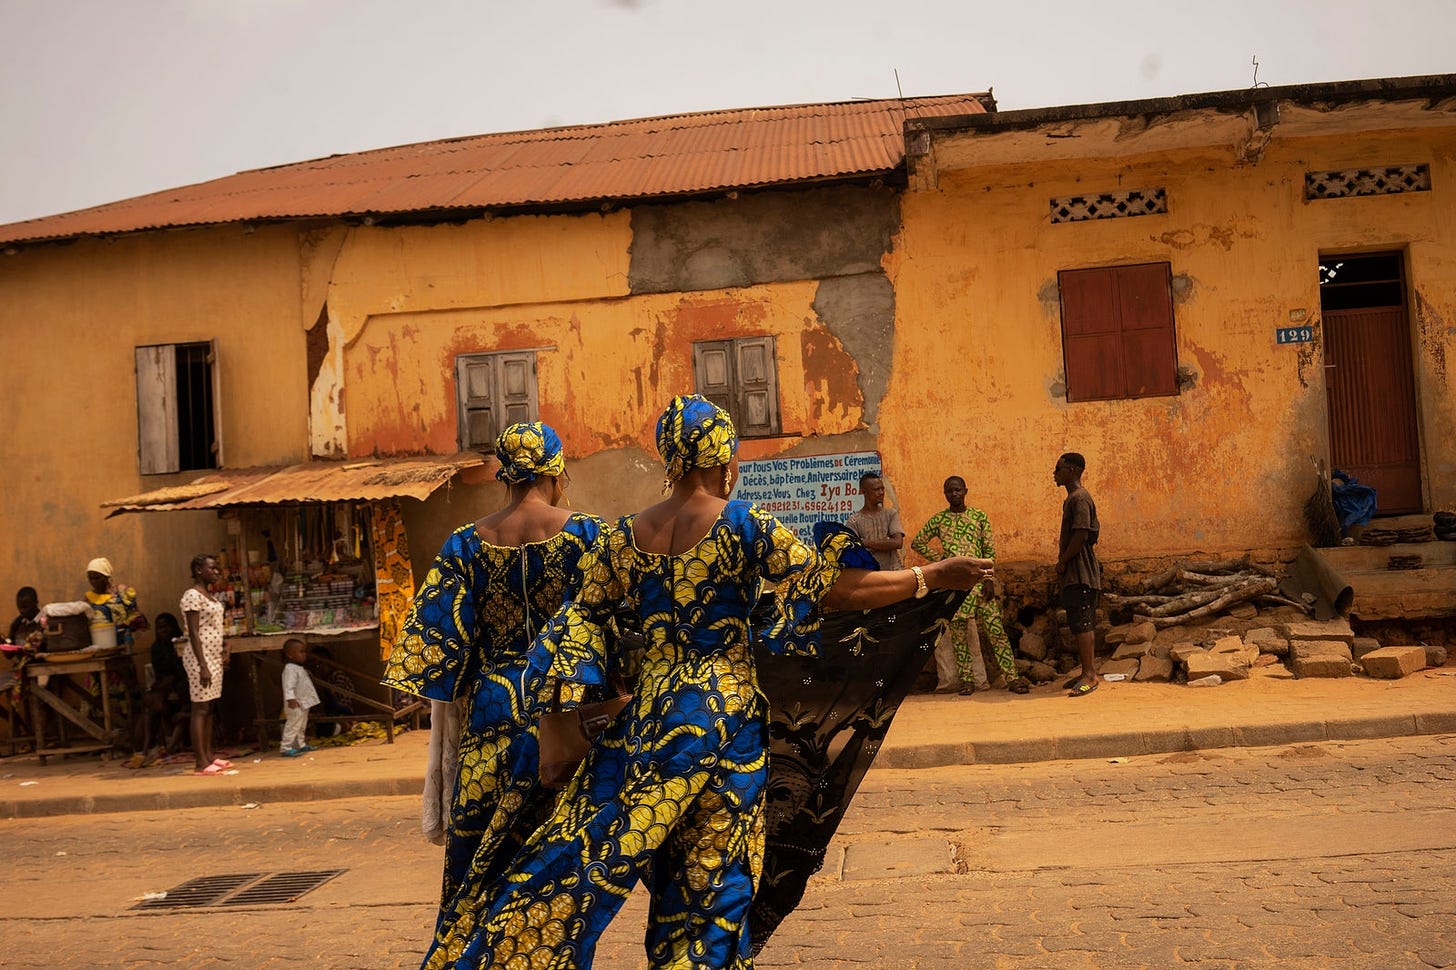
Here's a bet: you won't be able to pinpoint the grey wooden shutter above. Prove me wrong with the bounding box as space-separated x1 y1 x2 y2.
693 341 736 418
208 338 224 466
498 352 537 428
456 356 497 450
136 344 180 474
734 336 779 436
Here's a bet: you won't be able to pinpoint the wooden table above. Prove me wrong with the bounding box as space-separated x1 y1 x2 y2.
25 652 132 764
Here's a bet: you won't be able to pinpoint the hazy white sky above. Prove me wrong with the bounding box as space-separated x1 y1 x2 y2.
1 0 1451 226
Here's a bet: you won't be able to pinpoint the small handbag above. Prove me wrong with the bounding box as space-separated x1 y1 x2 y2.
537 675 632 789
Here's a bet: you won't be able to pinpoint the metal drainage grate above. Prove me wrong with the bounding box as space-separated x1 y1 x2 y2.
221 869 345 906
132 870 345 911
133 873 262 910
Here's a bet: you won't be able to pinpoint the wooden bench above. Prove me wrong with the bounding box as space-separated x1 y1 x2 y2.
250 653 423 746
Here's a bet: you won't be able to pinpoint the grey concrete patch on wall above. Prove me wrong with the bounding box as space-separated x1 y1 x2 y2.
812 273 896 428
628 185 900 294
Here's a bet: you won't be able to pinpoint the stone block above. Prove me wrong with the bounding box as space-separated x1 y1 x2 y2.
1103 628 1128 646
1025 661 1058 683
1244 627 1280 646
1227 602 1259 619
1285 618 1355 644
1361 646 1427 679
1211 635 1245 653
1169 643 1205 664
1124 620 1156 645
1291 653 1353 678
1100 658 1140 678
1426 644 1449 668
1185 651 1250 681
1351 637 1382 660
1017 631 1048 661
1291 640 1353 662
1134 655 1173 681
1111 640 1153 660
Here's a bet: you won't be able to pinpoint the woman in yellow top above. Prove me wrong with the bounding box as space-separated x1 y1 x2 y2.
447 396 991 969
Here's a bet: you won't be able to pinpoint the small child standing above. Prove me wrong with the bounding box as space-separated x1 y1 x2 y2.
280 638 320 757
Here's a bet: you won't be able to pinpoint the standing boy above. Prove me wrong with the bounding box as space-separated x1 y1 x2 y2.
845 471 905 571
1054 453 1102 697
280 638 320 756
912 476 1029 695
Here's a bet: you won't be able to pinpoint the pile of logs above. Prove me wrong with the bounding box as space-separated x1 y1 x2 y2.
1104 556 1313 628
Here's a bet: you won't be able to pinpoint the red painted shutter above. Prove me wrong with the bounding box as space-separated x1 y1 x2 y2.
1116 263 1178 397
1059 263 1177 402
1058 268 1124 402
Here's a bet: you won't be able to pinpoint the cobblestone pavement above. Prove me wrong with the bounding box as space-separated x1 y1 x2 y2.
4 734 1453 969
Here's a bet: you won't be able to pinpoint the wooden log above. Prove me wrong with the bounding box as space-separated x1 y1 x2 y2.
1136 577 1278 628
1256 594 1314 615
1176 569 1255 588
1142 588 1225 617
1103 592 1177 607
1142 555 1253 592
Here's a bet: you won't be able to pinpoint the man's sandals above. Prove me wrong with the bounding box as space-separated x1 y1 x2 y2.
1067 679 1098 698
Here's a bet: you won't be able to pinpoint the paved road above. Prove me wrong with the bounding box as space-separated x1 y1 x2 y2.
5 734 1454 969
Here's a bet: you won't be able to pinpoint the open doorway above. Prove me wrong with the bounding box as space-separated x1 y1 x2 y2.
1317 250 1422 514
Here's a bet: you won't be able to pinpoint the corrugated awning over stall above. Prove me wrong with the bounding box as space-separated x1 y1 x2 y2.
101 453 485 516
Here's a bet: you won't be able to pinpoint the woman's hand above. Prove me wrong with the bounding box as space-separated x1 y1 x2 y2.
926 556 994 590
199 667 212 688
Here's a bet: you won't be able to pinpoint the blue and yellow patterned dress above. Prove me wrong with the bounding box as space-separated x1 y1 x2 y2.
382 512 603 962
449 499 848 970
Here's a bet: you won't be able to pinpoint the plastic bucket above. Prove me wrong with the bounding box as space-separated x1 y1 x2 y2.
89 624 118 649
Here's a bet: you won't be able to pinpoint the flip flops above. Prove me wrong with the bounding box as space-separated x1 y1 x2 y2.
1068 680 1099 698
195 763 225 775
1007 678 1032 695
210 759 234 769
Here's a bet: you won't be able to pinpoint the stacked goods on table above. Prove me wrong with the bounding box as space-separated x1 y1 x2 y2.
277 573 372 629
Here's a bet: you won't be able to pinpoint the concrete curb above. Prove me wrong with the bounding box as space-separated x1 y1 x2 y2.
1 773 428 819
873 711 1456 769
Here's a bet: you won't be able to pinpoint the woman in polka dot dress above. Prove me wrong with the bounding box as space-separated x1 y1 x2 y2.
180 554 230 775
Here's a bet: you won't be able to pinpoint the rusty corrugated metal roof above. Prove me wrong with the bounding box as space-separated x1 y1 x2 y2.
101 453 485 516
0 94 988 246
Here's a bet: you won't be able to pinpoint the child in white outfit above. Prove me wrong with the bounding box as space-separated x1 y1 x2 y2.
280 638 320 757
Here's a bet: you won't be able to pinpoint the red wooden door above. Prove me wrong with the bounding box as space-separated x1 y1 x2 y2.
1323 306 1422 513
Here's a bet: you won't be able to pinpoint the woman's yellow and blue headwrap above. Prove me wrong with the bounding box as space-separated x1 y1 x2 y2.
494 421 566 485
655 395 737 483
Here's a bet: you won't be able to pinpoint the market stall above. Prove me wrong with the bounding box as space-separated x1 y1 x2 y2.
101 454 484 745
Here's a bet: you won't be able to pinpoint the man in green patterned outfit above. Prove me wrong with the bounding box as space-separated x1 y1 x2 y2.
912 476 1030 695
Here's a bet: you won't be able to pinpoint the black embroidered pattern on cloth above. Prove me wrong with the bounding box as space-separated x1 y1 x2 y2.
748 588 967 951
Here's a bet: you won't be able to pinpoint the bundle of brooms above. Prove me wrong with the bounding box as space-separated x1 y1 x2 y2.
1103 555 1311 629
1304 458 1342 548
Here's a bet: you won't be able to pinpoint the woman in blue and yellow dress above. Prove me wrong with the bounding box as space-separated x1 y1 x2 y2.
447 395 991 969
383 422 605 959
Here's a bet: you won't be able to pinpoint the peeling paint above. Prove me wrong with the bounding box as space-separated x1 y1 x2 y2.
1170 273 1196 303
811 273 894 428
1416 289 1448 388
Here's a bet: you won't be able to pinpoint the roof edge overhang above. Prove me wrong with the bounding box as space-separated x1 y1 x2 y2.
909 74 1456 172
0 168 908 251
908 74 1456 139
101 453 486 517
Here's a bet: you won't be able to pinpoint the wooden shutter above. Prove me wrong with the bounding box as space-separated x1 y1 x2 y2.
456 356 496 450
693 341 736 418
1115 264 1177 397
1059 263 1176 402
734 336 779 436
1059 268 1124 402
135 344 180 474
207 339 224 467
498 352 538 428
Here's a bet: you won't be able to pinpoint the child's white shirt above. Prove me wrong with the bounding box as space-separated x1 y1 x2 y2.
282 661 321 710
